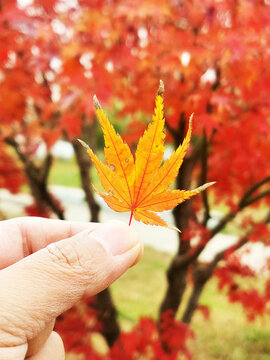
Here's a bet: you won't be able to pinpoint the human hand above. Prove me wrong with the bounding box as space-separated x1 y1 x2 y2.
0 217 143 360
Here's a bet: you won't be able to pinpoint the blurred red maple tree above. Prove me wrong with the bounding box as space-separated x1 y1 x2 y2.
1 0 270 358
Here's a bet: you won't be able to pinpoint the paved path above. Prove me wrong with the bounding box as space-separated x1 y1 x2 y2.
1 186 269 272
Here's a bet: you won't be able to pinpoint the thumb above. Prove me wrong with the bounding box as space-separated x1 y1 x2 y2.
0 220 143 347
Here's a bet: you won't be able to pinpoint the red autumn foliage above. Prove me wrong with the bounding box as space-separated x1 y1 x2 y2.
55 297 103 358
0 0 270 357
196 305 210 321
0 146 25 193
182 220 211 248
215 250 270 321
56 302 194 360
24 202 51 218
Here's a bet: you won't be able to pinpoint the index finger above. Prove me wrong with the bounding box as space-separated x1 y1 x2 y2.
0 217 98 269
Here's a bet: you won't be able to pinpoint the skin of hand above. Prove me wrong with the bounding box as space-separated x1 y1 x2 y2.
0 217 143 360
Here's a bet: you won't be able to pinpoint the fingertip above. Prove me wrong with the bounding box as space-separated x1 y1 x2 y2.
90 220 142 257
130 244 144 267
113 240 144 273
131 236 144 267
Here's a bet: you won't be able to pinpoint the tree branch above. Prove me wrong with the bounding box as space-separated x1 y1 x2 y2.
182 234 248 323
165 119 179 139
211 176 270 237
200 130 210 226
182 208 270 323
40 154 53 183
72 139 100 222
5 137 65 219
243 189 270 208
5 137 27 163
239 176 270 208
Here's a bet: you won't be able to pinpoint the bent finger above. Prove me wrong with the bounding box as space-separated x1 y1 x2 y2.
0 217 98 269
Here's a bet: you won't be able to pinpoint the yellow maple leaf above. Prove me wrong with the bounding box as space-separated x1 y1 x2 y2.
79 81 214 230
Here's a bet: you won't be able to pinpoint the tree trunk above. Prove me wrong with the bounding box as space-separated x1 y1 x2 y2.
92 288 120 347
182 234 250 323
159 116 201 320
159 174 196 317
159 260 188 316
182 262 213 323
72 139 100 222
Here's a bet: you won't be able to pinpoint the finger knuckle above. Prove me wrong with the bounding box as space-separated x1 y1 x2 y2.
46 241 84 275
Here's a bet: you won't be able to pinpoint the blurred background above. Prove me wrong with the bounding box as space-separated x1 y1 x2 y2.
1 0 270 359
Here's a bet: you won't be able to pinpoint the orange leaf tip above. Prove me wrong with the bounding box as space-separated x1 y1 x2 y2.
77 138 90 150
93 94 101 110
189 113 194 127
157 80 164 96
196 182 216 192
169 224 181 233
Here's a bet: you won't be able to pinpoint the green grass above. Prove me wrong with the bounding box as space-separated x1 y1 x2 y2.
191 280 270 360
48 157 101 189
111 246 172 325
48 157 81 188
109 246 270 360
